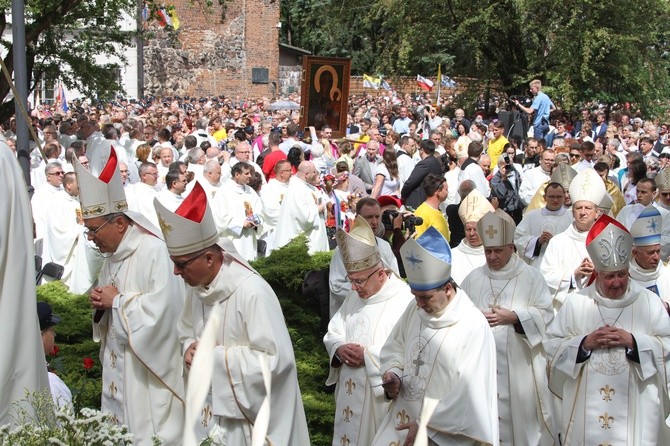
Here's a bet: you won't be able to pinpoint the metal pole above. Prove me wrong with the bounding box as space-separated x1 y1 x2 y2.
12 0 31 191
136 0 144 98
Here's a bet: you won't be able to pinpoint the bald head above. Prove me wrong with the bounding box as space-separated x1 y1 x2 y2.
297 161 319 185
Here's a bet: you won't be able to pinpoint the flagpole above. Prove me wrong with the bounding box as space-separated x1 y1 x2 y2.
436 64 441 107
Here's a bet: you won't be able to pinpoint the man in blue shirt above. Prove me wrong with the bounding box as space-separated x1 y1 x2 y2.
515 79 555 140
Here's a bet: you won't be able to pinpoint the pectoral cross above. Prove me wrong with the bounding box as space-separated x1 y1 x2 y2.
413 353 425 376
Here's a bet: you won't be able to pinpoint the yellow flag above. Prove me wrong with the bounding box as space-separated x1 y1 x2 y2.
169 8 180 30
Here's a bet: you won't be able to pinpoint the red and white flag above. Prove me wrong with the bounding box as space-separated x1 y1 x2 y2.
416 75 434 91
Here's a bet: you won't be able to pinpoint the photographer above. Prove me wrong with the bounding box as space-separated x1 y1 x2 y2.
490 155 524 224
376 195 422 278
514 79 555 140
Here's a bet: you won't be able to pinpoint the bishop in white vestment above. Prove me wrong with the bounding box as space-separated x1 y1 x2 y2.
323 217 412 446
373 228 498 446
544 214 670 445
155 182 311 445
461 210 557 445
451 189 493 285
76 149 185 445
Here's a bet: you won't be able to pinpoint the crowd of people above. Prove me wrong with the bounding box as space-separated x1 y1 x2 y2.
8 77 670 445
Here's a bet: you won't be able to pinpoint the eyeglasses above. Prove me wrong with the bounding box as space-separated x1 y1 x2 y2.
172 251 208 270
84 219 111 238
48 171 65 176
569 153 581 158
143 171 158 177
347 268 381 287
661 192 670 197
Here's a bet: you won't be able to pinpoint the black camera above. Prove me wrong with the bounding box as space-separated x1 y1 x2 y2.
381 210 424 233
509 95 532 108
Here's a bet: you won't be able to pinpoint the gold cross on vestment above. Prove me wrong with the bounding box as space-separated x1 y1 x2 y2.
485 224 498 239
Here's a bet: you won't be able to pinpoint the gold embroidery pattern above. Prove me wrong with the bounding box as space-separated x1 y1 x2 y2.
396 409 410 425
158 215 173 236
83 204 106 217
339 435 350 445
599 384 615 402
345 378 355 395
201 405 212 427
598 443 612 446
484 225 498 239
389 441 402 446
598 412 614 429
342 406 353 423
109 381 118 399
110 351 117 369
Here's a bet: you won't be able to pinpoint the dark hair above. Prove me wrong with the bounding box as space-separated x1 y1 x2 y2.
355 197 380 214
231 161 252 176
422 173 446 197
468 140 484 158
419 139 436 155
544 182 565 194
165 170 181 189
382 149 399 180
287 146 304 169
628 159 647 185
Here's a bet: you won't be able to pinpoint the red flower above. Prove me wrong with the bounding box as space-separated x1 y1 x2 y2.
83 357 94 370
50 345 60 356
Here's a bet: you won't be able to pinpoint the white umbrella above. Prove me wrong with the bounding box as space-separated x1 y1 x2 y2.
267 100 300 111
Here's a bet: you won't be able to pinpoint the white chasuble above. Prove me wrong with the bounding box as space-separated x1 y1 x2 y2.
177 251 311 445
450 240 485 286
323 275 412 446
545 283 670 445
461 255 557 445
372 291 498 446
95 224 185 445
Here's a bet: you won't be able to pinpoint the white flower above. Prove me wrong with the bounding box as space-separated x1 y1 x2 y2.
207 424 228 445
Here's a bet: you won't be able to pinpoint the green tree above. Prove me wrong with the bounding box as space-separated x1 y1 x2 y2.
0 0 139 121
283 0 670 114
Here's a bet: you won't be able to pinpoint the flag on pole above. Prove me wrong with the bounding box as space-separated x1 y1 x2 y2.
381 79 392 91
156 8 172 27
57 83 68 113
441 76 457 88
416 75 434 91
141 3 149 22
168 7 180 30
436 64 442 104
363 74 381 90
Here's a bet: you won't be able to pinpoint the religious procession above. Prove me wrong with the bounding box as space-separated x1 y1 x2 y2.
4 73 670 446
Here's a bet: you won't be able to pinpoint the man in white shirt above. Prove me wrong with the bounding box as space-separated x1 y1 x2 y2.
156 169 186 212
31 162 64 242
260 160 291 254
519 149 555 206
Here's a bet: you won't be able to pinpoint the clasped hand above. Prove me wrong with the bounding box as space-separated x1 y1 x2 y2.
583 325 633 351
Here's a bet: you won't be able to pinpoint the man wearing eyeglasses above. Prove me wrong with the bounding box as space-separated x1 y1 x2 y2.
75 148 185 445
125 162 161 230
31 162 64 241
324 216 412 446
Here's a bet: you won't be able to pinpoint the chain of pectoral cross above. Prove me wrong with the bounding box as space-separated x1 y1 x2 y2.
413 324 441 376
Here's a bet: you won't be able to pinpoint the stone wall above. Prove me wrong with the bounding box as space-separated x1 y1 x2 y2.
143 0 279 98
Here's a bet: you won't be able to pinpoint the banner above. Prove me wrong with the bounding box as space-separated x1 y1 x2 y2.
416 75 434 91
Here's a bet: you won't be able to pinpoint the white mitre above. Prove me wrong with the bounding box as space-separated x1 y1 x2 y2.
335 216 381 273
477 210 516 247
586 214 633 272
569 168 606 206
74 145 127 219
400 226 452 291
458 189 494 224
153 181 219 256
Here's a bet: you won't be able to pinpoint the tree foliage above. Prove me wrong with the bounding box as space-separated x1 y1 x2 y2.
0 0 139 121
282 0 670 114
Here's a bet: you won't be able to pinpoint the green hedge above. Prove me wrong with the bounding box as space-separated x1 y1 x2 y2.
37 235 335 445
